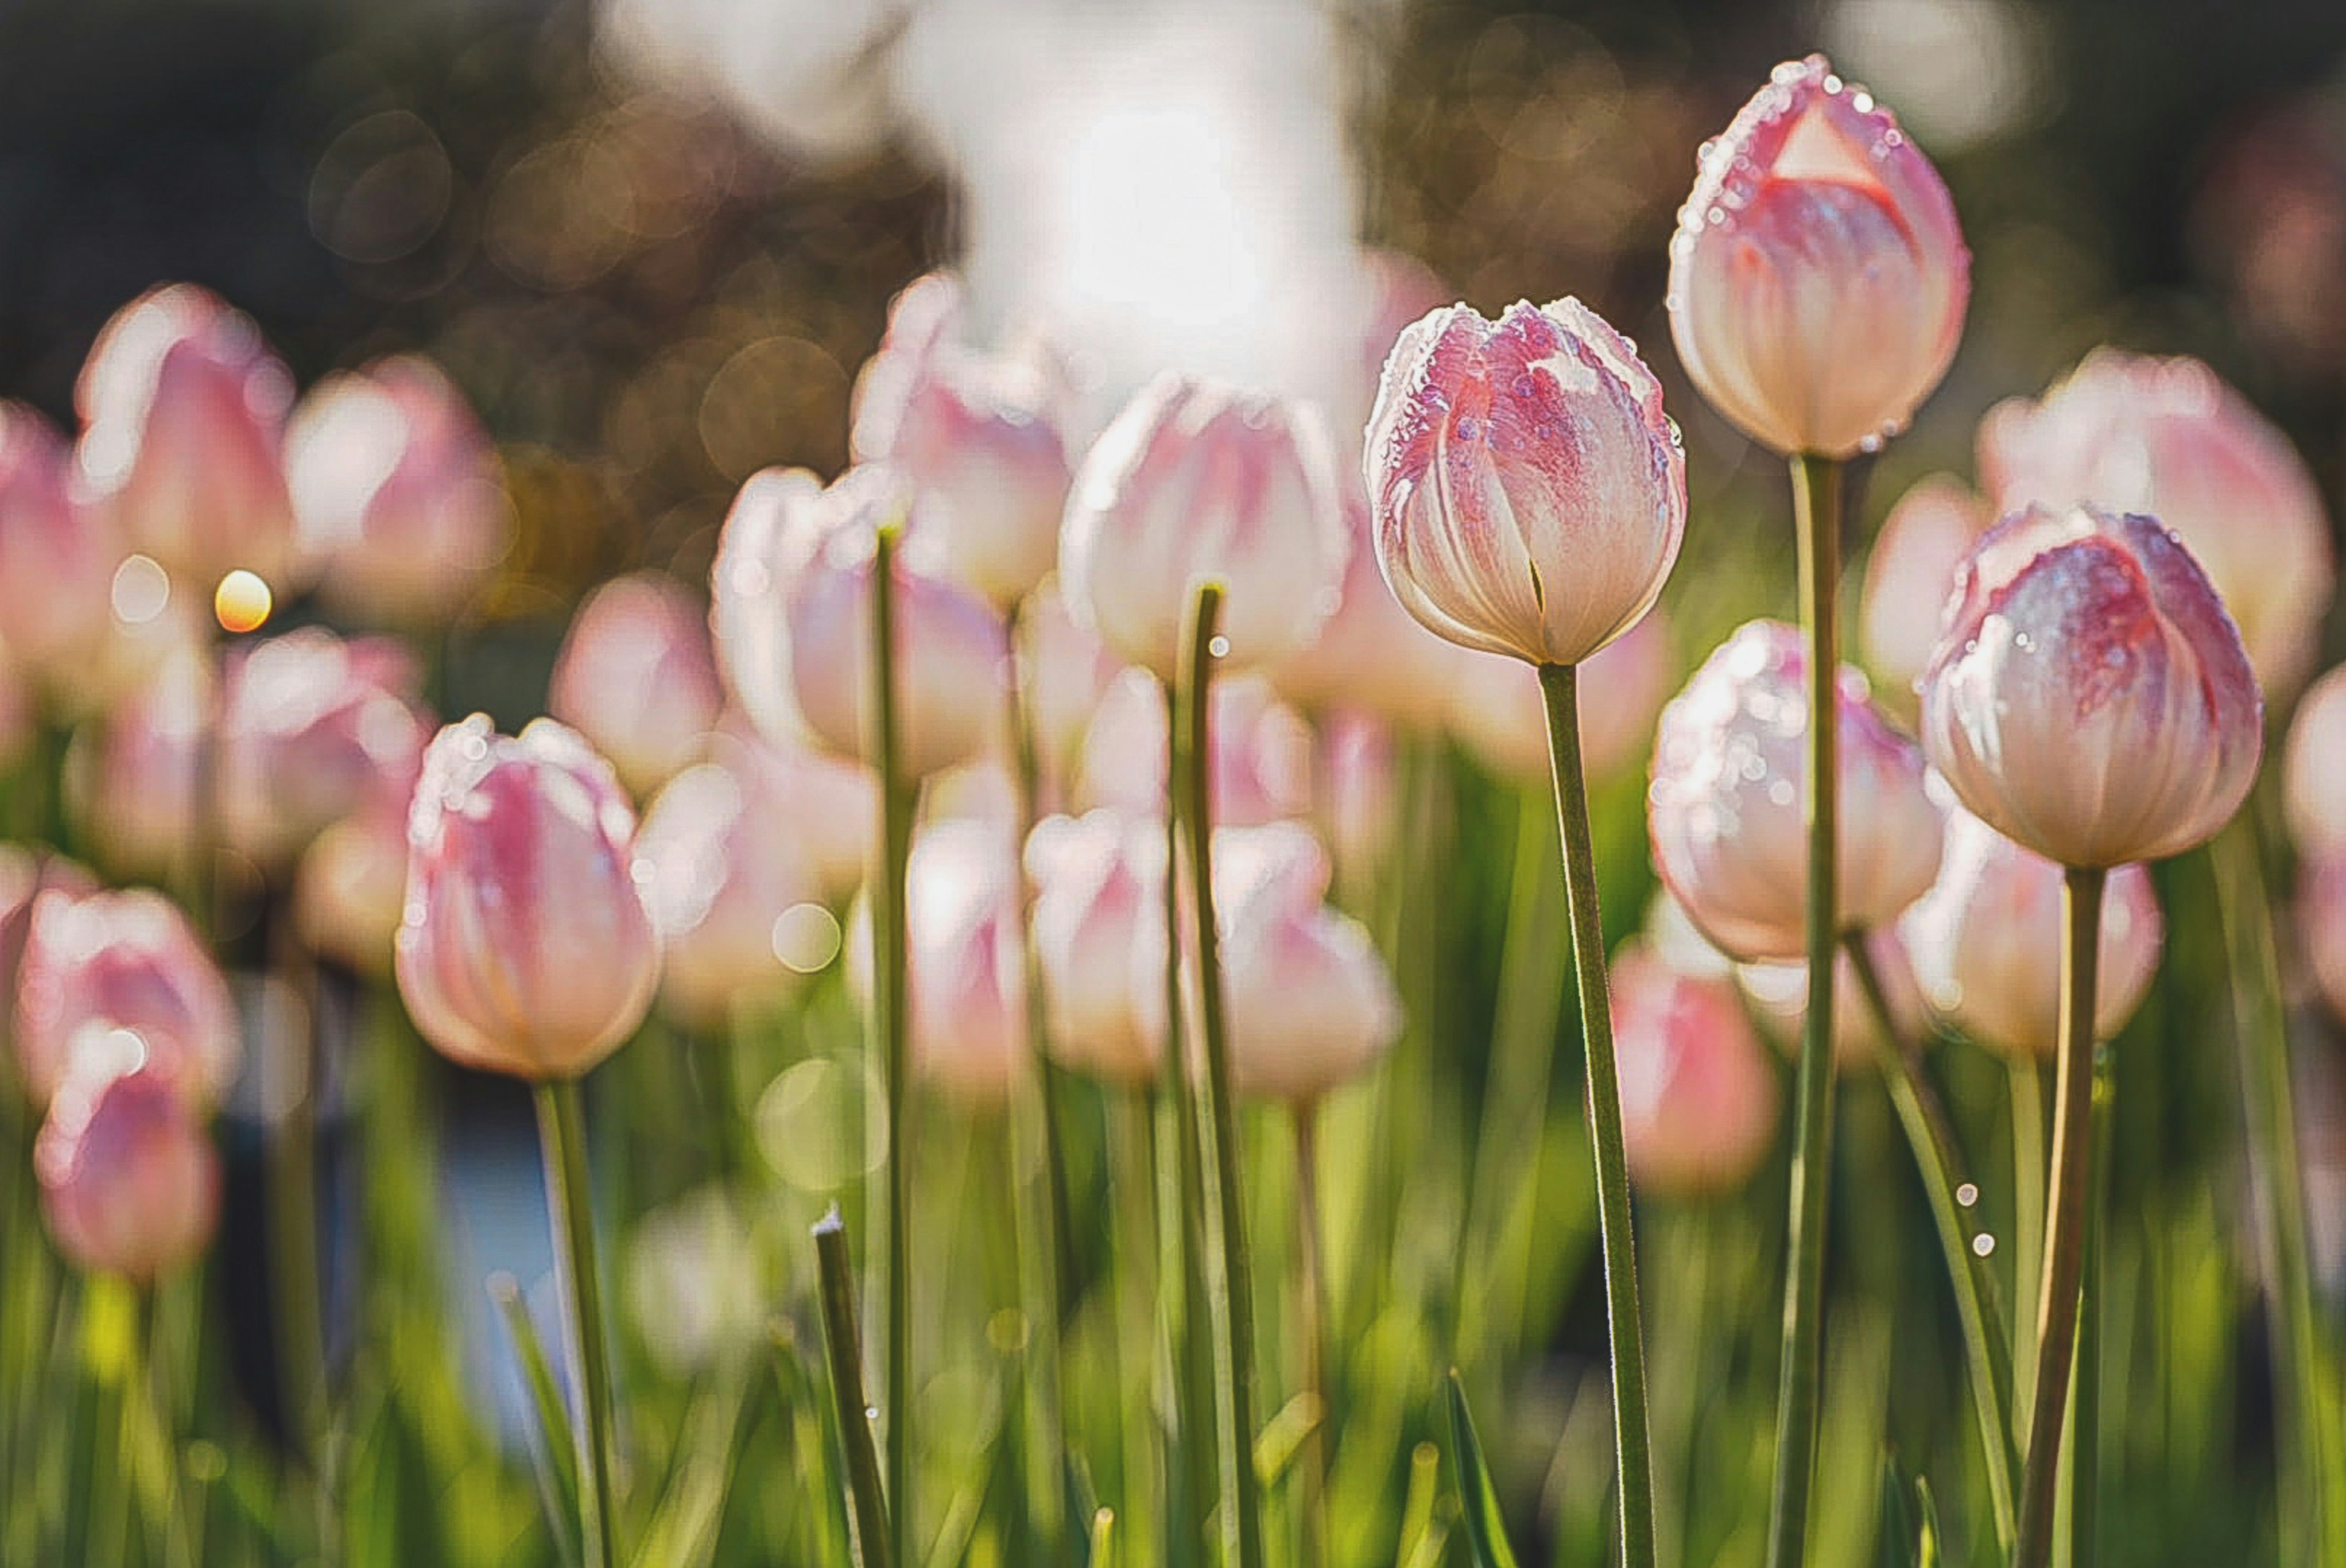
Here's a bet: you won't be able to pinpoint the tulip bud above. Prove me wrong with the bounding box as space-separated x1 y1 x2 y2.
1738 927 1931 1070
1609 941 1780 1197
294 798 410 977
1318 711 1398 875
1667 56 1969 459
549 572 725 798
709 467 828 744
1346 250 1454 436
1364 299 1685 668
80 645 210 882
15 887 239 1109
1020 581 1124 798
0 403 123 690
75 284 299 589
217 629 430 864
36 1059 220 1283
1449 610 1676 785
396 717 662 1080
1859 474 1990 700
2298 855 2346 1029
1026 809 1166 1084
1650 619 1943 960
1918 505 2262 868
1078 668 1311 829
1902 799 2163 1056
287 356 510 622
2286 666 2346 858
709 718 875 902
1062 374 1348 680
1273 491 1466 726
1978 349 2333 693
851 818 1026 1104
0 851 98 1067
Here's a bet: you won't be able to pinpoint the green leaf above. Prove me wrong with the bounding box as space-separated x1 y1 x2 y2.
1445 1371 1520 1568
491 1273 582 1568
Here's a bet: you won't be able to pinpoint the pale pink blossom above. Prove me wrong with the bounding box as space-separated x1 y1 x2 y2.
1273 490 1466 726
1860 474 1992 699
36 1059 220 1283
1610 940 1781 1197
1018 581 1124 798
294 798 411 978
81 646 210 881
1739 927 1931 1070
216 629 429 864
549 572 725 798
1077 668 1311 828
15 887 239 1110
2285 666 2346 858
852 818 1027 1104
1025 809 1165 1085
0 403 122 687
1448 611 1676 784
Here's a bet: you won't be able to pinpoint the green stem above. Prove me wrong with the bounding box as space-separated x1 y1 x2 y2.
1178 583 1265 1568
535 1079 620 1568
1293 1101 1329 1568
869 523 917 1568
1843 935 2017 1552
814 1209 894 1568
1159 682 1215 1568
1537 660 1655 1568
2014 866 2106 1568
2010 1056 2046 1415
2072 1046 2114 1568
1766 450 1842 1568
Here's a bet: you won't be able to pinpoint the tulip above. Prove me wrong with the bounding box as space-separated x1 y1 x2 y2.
2285 666 2346 858
293 797 411 977
1062 374 1348 680
75 283 299 589
1978 348 2333 692
1609 941 1780 1197
15 886 239 1110
1025 809 1165 1085
2299 855 2346 1030
216 629 430 864
1902 800 2164 1057
0 850 98 1040
35 1058 220 1283
395 716 661 1081
1018 581 1124 799
1667 56 1968 459
1650 620 1944 961
287 356 510 622
709 718 875 902
1318 711 1398 875
79 645 210 881
549 572 726 798
850 818 1025 1104
1364 298 1685 669
1919 505 2262 869
1273 490 1464 726
1859 474 1990 699
1079 668 1311 830
0 403 122 690
709 467 827 745
1348 251 1453 427
1739 927 1932 1070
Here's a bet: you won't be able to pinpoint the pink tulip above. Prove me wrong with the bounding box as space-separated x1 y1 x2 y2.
1449 610 1676 785
1364 299 1685 668
1062 374 1348 680
1318 710 1398 875
81 645 210 881
1739 927 1932 1070
1978 349 2333 692
0 403 122 687
2285 666 2346 858
216 629 430 864
1018 582 1124 799
293 797 411 977
2298 855 2346 1029
1650 619 1943 960
1025 809 1166 1085
0 851 98 1059
549 572 725 798
1919 505 2262 867
1609 941 1781 1197
1902 798 2164 1057
1351 250 1454 417
396 716 662 1080
1859 474 1991 699
15 887 239 1110
35 1058 220 1283
709 466 829 743
1273 490 1467 726
850 818 1026 1104
287 356 509 622
1078 668 1312 828
709 718 876 902
1667 55 1969 459
75 283 299 588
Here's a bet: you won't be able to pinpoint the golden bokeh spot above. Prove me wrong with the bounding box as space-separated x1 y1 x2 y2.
214 570 273 634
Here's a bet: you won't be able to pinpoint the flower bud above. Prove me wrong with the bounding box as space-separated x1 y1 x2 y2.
75 284 299 589
1978 349 2332 693
1020 581 1124 798
1365 298 1685 668
1449 611 1676 784
80 646 210 881
852 818 1026 1104
1738 927 1931 1070
1078 668 1311 829
15 887 239 1109
549 572 725 798
2298 855 2346 1029
36 1059 220 1283
396 717 661 1080
709 467 827 744
1273 492 1463 725
1901 799 2164 1056
2285 666 2346 858
1318 712 1398 875
1918 505 2262 868
1650 619 1943 960
0 403 122 689
1667 56 1968 458
1062 374 1348 680
712 718 876 901
294 797 410 977
1859 475 1990 700
288 356 509 622
1026 809 1166 1085
1609 940 1780 1197
217 629 430 864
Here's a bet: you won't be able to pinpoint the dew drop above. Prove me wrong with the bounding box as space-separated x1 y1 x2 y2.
1956 1183 1979 1208
1850 90 1874 112
1208 635 1230 658
1857 431 1886 455
866 1406 881 1421
1972 1233 1996 1257
1455 416 1480 441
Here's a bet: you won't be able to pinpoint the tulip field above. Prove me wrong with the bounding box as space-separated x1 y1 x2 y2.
6 4 2346 1568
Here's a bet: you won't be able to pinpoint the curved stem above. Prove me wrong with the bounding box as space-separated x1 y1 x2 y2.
814 1209 893 1568
1158 680 1215 1568
1292 1101 1329 1568
1843 934 2017 1551
1538 660 1655 1568
2072 1045 2115 1568
535 1080 619 1568
869 524 916 1568
1179 583 1265 1568
1766 450 1842 1568
2013 865 2106 1568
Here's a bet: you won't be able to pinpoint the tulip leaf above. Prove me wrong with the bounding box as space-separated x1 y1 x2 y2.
1445 1371 1521 1568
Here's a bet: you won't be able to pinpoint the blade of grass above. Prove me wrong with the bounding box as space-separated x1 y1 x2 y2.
1445 1371 1521 1568
489 1273 582 1568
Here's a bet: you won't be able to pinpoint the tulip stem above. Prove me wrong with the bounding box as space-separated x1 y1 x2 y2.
869 523 916 1568
1537 659 1655 1568
534 1079 619 1568
2008 1057 2045 1412
1178 582 1266 1568
1843 933 2017 1552
814 1208 893 1568
2013 864 2105 1568
1292 1099 1329 1568
2072 1045 2115 1568
1766 449 1842 1568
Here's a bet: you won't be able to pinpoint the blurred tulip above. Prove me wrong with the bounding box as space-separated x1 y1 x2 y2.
1364 299 1685 668
79 645 209 881
549 572 725 798
35 1058 220 1283
1449 611 1676 785
293 798 410 977
2286 666 2346 858
75 283 299 589
287 356 509 622
1650 619 1943 960
15 886 239 1110
1859 474 1991 699
1026 809 1165 1085
709 718 875 902
853 818 1026 1104
1902 799 2164 1056
1348 250 1454 432
1062 374 1348 680
1978 349 2333 693
0 851 98 1057
1667 56 1968 459
1609 940 1781 1197
709 467 827 743
1739 927 1931 1070
1078 668 1310 828
0 649 30 775
1919 506 2262 868
217 629 429 864
1318 710 1398 875
396 717 661 1080
2299 855 2346 1029
0 403 122 691
1019 580 1124 798
1273 490 1463 726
